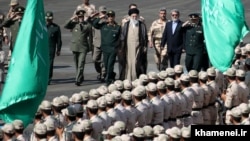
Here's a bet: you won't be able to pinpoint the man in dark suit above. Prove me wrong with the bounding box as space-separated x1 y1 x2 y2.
160 9 184 68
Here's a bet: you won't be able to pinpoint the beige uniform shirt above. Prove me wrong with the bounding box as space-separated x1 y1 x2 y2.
168 91 179 119
150 96 164 125
207 80 220 105
224 81 240 109
134 101 147 127
182 87 194 114
106 108 121 125
200 84 212 122
75 4 96 21
160 94 172 121
125 106 137 133
98 111 112 130
176 92 187 118
142 99 153 125
245 71 250 92
114 103 127 123
148 19 166 42
238 82 249 104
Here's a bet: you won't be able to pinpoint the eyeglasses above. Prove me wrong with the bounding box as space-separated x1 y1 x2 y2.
172 14 178 17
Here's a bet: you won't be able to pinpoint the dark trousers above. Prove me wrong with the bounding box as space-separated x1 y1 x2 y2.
49 53 55 81
103 51 116 85
168 52 181 68
185 53 203 72
73 50 87 83
92 46 106 77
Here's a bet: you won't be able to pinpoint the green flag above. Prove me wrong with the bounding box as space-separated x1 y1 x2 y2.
0 0 49 127
201 0 249 72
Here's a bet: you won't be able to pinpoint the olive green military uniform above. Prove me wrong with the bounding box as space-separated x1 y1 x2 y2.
64 10 93 85
183 14 205 72
90 11 121 85
45 11 62 83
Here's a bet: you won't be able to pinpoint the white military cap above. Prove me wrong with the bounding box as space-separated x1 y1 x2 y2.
2 123 15 134
207 67 216 76
108 84 118 93
181 127 191 138
156 80 166 89
245 43 250 52
122 90 132 100
157 71 168 80
114 121 126 131
111 90 122 100
230 107 241 118
223 68 236 76
142 126 154 138
180 74 190 82
238 103 250 114
241 47 247 56
72 123 84 132
33 123 47 135
79 91 89 101
96 96 107 108
174 80 181 88
61 105 76 116
80 119 93 130
86 99 98 109
174 65 183 73
131 127 145 138
51 97 64 107
60 95 69 106
188 70 198 78
97 85 108 96
139 74 149 83
153 125 164 136
132 79 143 87
12 119 24 130
105 94 115 104
89 89 100 100
235 46 241 54
111 136 122 141
44 119 55 131
102 125 121 136
132 85 146 97
40 100 52 110
164 77 175 86
236 69 246 77
145 82 157 92
120 134 131 141
166 68 175 76
114 80 124 91
71 93 83 103
198 71 208 80
165 127 181 139
157 134 169 141
147 71 158 80
72 103 84 113
123 79 132 90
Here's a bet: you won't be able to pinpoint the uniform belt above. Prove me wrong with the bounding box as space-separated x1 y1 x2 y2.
168 118 176 121
192 108 202 111
182 114 191 118
208 102 215 107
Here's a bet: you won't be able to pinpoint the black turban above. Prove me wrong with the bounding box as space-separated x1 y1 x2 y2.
128 8 139 16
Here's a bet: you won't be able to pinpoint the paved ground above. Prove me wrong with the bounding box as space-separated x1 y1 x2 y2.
0 0 250 102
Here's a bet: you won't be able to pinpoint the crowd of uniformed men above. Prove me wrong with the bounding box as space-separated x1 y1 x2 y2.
0 0 250 141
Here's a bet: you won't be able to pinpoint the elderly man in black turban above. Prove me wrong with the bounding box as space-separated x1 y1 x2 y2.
119 8 148 81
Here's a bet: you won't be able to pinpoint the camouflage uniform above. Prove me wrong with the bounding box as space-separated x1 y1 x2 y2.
148 19 168 70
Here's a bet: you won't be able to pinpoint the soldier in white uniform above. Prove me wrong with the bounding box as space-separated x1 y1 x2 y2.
148 7 168 70
86 100 104 141
96 96 111 130
179 74 194 127
198 71 212 125
145 82 164 127
121 90 137 133
131 86 148 127
221 68 240 125
206 67 220 125
105 94 121 125
236 69 249 104
165 78 179 128
12 120 26 141
188 70 204 125
156 81 172 130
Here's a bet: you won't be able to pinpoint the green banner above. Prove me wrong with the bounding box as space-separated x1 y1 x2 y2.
201 0 249 72
0 0 49 127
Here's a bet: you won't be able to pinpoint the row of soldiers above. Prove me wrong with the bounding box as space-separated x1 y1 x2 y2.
1 60 250 141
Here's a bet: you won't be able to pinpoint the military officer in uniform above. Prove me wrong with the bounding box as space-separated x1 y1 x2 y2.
45 11 62 85
148 7 168 70
64 9 93 86
182 13 205 72
2 6 25 53
90 10 121 86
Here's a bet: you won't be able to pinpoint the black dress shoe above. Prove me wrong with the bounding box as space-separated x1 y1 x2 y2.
75 82 81 86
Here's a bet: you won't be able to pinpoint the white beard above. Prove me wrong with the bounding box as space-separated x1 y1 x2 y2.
130 19 138 27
